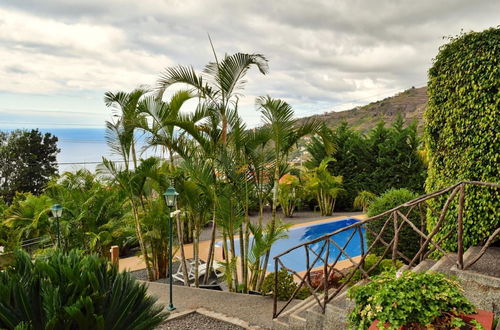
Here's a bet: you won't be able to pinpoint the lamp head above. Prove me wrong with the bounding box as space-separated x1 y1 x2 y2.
163 186 179 207
51 204 63 218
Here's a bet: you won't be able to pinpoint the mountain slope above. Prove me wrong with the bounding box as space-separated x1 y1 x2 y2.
297 86 428 132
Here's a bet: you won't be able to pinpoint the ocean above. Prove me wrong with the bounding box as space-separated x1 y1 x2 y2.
37 128 161 173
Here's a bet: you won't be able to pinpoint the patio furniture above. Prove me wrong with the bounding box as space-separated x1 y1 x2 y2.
172 258 225 284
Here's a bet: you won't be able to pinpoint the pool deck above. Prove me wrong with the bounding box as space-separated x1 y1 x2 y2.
119 212 365 272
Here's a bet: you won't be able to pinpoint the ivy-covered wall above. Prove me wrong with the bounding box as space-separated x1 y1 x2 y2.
425 27 500 250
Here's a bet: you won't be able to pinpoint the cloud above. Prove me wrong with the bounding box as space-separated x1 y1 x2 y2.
0 0 498 128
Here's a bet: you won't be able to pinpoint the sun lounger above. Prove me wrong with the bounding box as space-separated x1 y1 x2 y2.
172 257 224 284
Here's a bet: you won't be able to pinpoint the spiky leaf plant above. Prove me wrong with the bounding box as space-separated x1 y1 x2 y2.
0 250 167 330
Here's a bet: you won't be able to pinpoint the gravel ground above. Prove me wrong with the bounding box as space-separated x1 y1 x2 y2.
157 312 244 330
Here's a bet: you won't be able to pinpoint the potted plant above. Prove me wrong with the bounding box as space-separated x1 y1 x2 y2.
347 270 494 329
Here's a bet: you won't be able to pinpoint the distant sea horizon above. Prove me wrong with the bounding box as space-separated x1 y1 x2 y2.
4 128 161 173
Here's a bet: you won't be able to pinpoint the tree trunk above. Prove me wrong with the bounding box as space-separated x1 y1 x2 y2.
194 222 200 287
176 212 190 286
131 139 138 170
222 232 233 291
258 164 279 290
131 202 153 281
203 211 217 284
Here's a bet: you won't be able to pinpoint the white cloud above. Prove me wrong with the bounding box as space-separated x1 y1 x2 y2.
0 0 498 128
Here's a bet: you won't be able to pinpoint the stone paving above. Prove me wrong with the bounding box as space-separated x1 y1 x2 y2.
146 281 298 329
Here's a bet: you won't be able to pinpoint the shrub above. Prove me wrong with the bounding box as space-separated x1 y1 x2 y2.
367 189 420 260
425 27 500 250
261 269 310 301
347 270 476 329
0 250 167 329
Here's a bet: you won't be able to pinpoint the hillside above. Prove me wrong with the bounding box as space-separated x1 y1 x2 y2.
297 86 428 133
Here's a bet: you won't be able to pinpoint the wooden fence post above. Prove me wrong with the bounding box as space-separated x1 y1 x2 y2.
110 245 119 268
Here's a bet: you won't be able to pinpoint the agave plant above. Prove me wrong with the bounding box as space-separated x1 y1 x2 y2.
0 250 167 330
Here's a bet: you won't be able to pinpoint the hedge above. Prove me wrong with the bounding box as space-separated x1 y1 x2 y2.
425 27 500 250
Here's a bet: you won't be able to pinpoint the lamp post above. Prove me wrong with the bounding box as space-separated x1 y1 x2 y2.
51 204 63 248
163 185 179 312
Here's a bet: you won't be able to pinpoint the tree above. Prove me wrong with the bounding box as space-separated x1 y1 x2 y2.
157 50 269 146
0 129 59 203
306 120 426 210
425 27 500 250
353 190 377 213
256 96 319 287
303 157 344 216
104 88 149 170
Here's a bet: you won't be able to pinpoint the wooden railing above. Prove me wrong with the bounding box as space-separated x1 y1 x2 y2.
272 181 500 318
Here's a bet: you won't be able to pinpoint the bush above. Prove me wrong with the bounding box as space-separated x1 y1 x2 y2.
0 250 167 329
347 270 476 329
367 189 420 260
261 269 311 301
425 27 500 250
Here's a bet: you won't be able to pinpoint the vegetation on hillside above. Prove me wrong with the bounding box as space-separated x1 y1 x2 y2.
296 86 428 133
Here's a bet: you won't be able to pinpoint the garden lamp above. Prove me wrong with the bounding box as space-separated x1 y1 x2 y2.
51 204 63 248
163 186 179 311
163 186 179 207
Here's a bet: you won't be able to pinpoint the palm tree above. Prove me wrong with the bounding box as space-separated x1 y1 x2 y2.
304 157 345 216
353 190 377 213
178 156 215 287
104 88 149 170
155 49 269 288
137 90 196 169
98 158 158 280
256 96 320 287
247 220 291 291
156 50 269 146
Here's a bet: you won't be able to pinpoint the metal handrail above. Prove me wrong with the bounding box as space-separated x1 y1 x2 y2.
272 181 500 318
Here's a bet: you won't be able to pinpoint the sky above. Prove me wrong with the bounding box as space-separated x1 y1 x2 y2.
0 0 499 129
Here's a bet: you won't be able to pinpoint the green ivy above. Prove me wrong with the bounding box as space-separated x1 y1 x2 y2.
425 27 500 250
347 271 476 329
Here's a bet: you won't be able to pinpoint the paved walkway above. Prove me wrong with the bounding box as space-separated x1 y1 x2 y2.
146 281 298 329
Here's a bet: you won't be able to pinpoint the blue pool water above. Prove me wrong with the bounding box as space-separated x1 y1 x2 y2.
231 218 366 272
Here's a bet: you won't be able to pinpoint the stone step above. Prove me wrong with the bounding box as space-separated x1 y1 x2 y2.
412 258 437 272
428 252 458 275
272 293 325 329
272 316 291 330
324 304 349 329
462 246 500 278
328 290 355 311
451 246 500 317
305 307 325 330
288 313 307 330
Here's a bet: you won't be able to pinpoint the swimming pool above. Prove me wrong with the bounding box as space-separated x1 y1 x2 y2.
229 218 366 272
